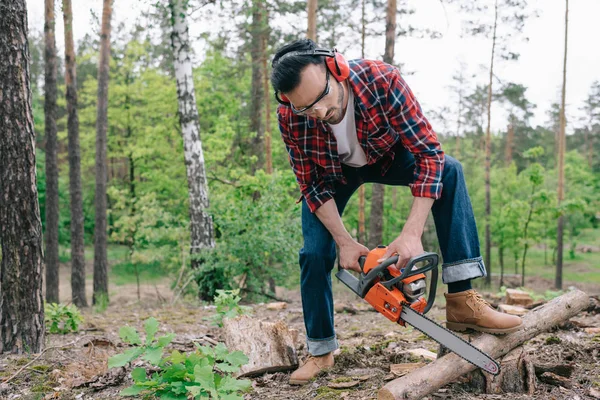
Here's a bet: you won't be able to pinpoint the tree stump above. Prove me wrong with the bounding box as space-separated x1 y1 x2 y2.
439 344 536 394
223 315 299 377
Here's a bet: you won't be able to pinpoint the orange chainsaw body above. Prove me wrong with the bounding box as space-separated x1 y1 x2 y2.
361 247 428 326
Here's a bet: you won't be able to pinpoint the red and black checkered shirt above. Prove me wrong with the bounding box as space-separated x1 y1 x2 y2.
277 59 444 213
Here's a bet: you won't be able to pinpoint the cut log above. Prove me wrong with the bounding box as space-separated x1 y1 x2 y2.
222 315 299 377
533 362 574 378
378 289 589 400
497 304 529 316
505 289 534 307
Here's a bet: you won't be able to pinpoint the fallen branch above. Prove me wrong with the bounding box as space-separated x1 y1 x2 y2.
378 289 590 400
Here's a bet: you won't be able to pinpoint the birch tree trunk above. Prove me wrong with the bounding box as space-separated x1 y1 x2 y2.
45 0 60 304
556 0 569 290
93 0 112 304
63 0 87 307
484 0 499 286
169 0 215 272
0 0 45 353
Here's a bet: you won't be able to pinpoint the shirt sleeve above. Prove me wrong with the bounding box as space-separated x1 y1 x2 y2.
386 69 445 199
278 111 335 213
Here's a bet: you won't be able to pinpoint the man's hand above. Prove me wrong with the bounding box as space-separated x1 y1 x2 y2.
339 241 370 273
377 233 424 272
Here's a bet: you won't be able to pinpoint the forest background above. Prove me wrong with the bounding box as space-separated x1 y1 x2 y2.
23 0 600 305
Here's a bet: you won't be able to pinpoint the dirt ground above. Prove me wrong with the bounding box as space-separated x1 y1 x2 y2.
0 264 599 400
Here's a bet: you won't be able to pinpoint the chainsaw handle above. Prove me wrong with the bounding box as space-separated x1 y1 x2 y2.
379 253 439 314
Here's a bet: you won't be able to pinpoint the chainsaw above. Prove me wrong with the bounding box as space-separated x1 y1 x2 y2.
335 246 500 375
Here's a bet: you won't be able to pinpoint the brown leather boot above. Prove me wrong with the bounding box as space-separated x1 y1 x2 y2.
445 289 523 335
289 352 334 385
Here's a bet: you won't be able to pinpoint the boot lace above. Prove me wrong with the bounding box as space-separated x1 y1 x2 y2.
467 291 491 312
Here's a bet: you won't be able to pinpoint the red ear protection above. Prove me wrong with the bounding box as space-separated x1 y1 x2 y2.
325 50 350 82
273 47 349 105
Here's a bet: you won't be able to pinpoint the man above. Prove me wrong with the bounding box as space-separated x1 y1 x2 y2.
271 39 522 385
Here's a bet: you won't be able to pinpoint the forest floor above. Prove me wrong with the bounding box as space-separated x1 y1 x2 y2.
0 262 599 400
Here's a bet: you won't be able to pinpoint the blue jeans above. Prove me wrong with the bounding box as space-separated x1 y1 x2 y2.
299 146 486 356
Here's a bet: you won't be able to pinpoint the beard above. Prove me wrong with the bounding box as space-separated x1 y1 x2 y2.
323 81 346 124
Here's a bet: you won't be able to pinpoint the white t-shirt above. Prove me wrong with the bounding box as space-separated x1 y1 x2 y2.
328 89 368 167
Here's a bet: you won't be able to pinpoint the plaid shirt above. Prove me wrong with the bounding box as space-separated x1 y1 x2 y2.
278 59 444 213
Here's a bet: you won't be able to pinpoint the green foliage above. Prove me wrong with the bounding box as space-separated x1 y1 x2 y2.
44 303 83 334
208 290 252 328
109 318 251 399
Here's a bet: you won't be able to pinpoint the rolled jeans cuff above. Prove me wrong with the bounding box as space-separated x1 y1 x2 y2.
442 256 486 284
307 335 339 356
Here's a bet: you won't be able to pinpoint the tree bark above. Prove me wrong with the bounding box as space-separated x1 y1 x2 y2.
223 316 299 377
0 0 46 353
249 0 265 173
93 0 112 304
484 0 499 286
262 18 272 175
63 0 87 307
44 0 60 304
306 0 317 41
378 289 589 400
368 0 396 250
556 0 568 290
169 0 215 272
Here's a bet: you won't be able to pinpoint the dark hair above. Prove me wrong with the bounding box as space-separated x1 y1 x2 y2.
271 39 325 94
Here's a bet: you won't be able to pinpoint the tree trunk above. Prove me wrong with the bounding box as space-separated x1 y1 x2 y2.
484 0 499 286
63 0 88 308
357 0 366 245
556 0 568 290
93 0 112 305
44 0 60 304
379 289 589 399
262 16 272 175
0 0 46 353
368 0 396 250
505 122 514 165
368 185 385 249
223 316 299 377
306 0 317 41
169 0 215 273
250 0 265 173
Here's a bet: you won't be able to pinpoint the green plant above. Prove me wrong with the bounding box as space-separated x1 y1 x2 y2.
108 317 251 399
208 289 252 328
44 303 83 334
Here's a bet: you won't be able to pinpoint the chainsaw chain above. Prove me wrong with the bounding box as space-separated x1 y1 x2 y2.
400 304 500 374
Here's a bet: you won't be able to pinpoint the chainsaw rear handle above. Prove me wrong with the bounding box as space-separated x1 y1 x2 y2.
379 253 439 314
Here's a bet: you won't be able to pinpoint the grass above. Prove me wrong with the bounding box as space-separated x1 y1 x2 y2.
110 259 168 286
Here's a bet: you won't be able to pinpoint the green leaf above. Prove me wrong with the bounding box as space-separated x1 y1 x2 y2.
169 350 186 364
108 347 144 368
119 326 142 345
193 364 215 391
218 376 252 393
143 346 164 365
215 362 239 373
157 333 175 347
213 343 229 360
144 317 160 344
224 351 248 367
120 385 145 396
131 367 147 382
162 363 187 381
